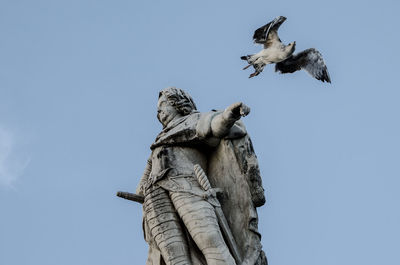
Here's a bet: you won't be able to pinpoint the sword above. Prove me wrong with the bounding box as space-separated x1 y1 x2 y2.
194 164 243 265
116 191 144 204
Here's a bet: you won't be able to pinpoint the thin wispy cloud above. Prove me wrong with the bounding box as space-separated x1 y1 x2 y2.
0 126 30 188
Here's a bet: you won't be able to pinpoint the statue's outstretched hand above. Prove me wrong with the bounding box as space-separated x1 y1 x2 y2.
211 102 251 138
226 102 250 119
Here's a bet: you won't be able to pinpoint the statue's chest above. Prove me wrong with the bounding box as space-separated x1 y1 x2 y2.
151 146 207 176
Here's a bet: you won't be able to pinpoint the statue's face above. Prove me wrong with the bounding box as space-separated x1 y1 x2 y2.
157 94 180 127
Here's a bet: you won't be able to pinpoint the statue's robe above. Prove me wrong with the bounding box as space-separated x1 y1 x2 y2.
141 111 267 265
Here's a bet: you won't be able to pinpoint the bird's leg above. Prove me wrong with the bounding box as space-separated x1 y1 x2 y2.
243 64 251 70
249 72 257 78
249 70 261 78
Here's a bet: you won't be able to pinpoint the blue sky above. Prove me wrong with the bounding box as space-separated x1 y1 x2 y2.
1 1 399 264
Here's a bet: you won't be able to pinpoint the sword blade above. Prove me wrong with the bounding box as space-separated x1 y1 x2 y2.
215 206 243 264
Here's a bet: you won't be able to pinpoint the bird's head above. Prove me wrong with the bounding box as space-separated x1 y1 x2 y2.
286 41 296 54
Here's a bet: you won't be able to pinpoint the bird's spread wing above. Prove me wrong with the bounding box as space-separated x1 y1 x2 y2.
275 48 331 83
253 16 286 48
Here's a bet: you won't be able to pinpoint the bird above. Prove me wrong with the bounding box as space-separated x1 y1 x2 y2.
241 16 331 83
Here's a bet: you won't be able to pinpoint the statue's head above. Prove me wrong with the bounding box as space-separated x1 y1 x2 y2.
157 87 197 127
158 87 197 115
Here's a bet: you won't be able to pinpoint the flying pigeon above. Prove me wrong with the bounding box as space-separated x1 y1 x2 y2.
241 16 331 83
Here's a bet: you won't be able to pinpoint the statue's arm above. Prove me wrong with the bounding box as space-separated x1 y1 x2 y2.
210 102 250 138
136 156 152 196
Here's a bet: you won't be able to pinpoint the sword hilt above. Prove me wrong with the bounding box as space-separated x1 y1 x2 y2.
194 164 211 191
194 164 223 202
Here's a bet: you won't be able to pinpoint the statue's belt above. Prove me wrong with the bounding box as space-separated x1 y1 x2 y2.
151 174 220 207
156 174 199 193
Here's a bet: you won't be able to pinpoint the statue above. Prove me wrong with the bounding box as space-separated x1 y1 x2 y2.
118 87 267 265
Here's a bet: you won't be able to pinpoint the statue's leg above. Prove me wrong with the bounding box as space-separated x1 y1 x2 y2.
144 185 192 265
170 178 236 265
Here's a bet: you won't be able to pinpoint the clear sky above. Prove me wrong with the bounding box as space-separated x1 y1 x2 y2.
1 1 399 265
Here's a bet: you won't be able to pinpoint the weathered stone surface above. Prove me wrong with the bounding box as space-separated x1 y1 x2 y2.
122 87 267 265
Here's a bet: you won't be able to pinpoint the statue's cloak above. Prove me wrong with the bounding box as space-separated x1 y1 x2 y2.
145 111 267 265
208 132 267 265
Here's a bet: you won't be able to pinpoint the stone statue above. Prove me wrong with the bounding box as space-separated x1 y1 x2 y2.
118 87 267 265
